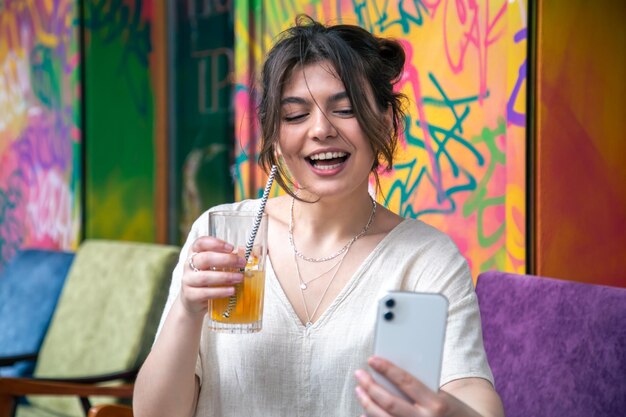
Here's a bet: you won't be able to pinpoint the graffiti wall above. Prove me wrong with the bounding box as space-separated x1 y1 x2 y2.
83 0 166 242
234 0 527 279
0 0 81 269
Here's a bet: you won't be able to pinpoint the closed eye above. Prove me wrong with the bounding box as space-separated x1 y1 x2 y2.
283 113 308 122
334 108 354 117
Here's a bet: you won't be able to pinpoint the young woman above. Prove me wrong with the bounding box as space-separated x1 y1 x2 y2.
134 15 504 417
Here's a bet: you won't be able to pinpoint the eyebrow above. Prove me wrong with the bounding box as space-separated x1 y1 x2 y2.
280 91 349 106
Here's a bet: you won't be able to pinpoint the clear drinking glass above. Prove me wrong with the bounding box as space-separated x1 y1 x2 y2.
207 211 268 333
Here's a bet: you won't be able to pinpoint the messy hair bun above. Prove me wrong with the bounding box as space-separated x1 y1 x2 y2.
378 38 406 84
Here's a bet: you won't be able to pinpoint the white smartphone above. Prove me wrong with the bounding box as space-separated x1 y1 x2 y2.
372 291 448 398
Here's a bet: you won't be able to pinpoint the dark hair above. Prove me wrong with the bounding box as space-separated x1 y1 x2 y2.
258 15 407 197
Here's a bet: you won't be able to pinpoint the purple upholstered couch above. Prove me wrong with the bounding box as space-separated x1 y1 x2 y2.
475 271 626 417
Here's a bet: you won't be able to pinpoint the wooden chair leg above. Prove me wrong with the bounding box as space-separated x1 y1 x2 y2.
0 393 16 417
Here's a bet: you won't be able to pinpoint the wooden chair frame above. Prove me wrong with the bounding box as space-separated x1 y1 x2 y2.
0 369 135 417
87 404 133 417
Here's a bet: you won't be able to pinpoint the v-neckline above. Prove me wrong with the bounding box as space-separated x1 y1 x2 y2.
266 219 408 331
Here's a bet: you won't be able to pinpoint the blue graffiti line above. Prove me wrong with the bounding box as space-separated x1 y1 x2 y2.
353 0 430 34
235 144 283 199
30 45 62 110
418 74 487 176
385 158 478 218
384 73 486 218
0 170 27 269
507 28 527 127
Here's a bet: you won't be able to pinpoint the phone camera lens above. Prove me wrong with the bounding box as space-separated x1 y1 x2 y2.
383 311 394 321
385 298 395 308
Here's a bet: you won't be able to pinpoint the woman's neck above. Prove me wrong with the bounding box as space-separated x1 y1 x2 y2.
290 189 376 258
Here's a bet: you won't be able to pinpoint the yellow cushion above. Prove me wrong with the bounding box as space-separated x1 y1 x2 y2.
17 240 179 417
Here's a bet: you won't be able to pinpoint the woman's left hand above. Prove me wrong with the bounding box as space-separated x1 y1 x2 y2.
354 356 483 417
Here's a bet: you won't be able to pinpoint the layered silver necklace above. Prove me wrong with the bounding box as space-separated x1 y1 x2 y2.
289 196 377 327
288 196 377 263
293 242 353 327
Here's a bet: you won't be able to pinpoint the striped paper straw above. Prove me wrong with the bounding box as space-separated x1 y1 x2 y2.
244 165 277 262
223 165 277 318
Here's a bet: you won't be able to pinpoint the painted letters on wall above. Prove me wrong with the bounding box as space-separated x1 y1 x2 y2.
173 0 234 243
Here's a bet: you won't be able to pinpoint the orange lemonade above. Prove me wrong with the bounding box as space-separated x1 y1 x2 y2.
209 256 265 327
208 211 268 333
210 269 265 324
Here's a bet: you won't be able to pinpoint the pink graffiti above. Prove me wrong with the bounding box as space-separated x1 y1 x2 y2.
11 111 72 184
423 0 507 103
0 110 74 267
234 88 259 150
26 169 74 247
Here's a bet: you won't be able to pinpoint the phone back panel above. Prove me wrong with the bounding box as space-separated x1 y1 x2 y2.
373 291 448 395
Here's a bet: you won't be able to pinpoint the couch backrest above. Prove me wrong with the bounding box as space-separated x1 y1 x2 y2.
476 271 626 417
0 249 74 377
26 240 179 417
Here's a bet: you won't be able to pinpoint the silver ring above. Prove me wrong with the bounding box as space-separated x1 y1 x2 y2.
188 252 200 272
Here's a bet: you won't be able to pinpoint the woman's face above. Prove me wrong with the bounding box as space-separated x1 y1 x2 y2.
277 61 376 200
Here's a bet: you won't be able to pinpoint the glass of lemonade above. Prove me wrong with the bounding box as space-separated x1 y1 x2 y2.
207 211 268 333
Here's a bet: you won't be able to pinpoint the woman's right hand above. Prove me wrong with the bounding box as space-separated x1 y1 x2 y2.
178 236 247 316
135 236 241 417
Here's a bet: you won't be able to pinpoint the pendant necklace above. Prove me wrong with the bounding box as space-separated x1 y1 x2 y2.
296 255 344 290
294 241 353 328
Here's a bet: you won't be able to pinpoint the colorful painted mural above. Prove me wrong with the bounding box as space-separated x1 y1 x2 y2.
83 0 166 243
234 0 528 280
0 0 81 269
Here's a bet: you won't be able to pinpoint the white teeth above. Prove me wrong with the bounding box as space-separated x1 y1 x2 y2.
309 151 347 161
315 162 342 170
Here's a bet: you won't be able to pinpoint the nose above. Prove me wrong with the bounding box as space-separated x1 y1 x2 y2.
308 109 337 141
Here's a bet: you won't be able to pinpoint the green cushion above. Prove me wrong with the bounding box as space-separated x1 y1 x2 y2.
17 240 179 417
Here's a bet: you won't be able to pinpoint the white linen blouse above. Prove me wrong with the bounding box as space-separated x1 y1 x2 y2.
157 199 494 417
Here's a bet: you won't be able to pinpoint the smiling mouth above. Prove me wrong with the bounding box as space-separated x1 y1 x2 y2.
306 151 350 171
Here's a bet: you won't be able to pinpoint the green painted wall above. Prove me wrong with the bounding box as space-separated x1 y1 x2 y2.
84 0 157 242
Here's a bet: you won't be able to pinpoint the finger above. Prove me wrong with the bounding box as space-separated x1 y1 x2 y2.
183 285 236 303
368 357 440 408
355 369 417 417
184 270 244 288
187 251 247 273
355 385 394 417
191 236 235 254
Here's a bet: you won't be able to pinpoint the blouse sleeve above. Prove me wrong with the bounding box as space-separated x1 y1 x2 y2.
406 225 494 387
154 211 207 384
